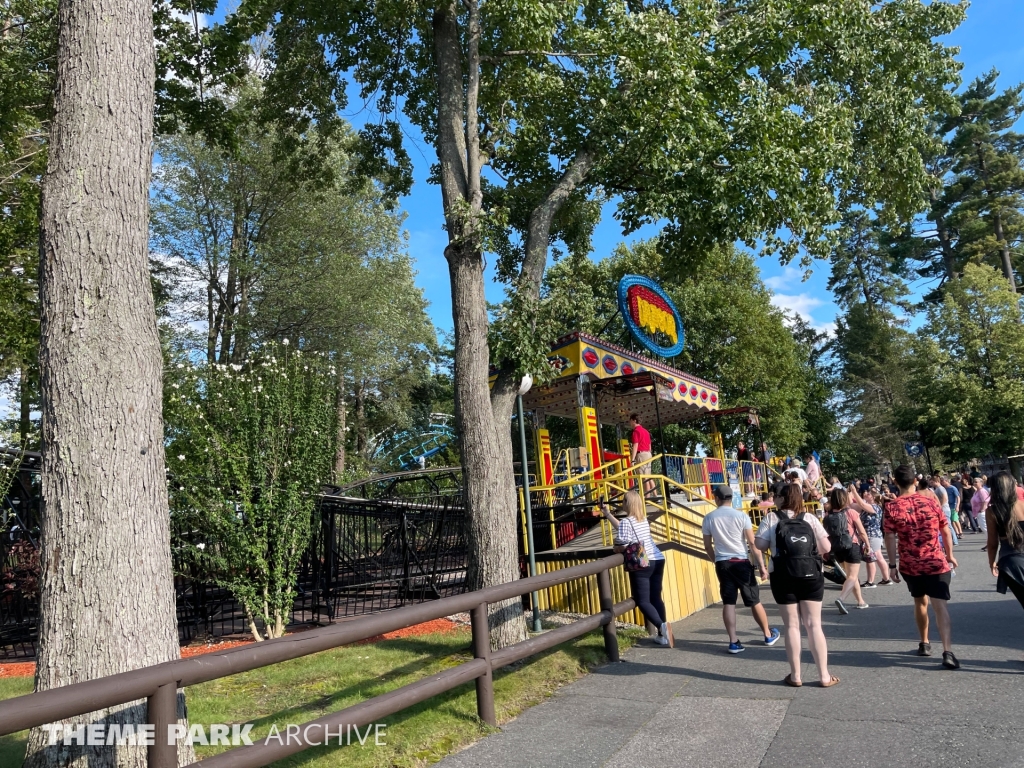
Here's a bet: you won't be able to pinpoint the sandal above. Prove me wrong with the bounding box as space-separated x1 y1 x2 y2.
819 675 841 688
783 674 802 687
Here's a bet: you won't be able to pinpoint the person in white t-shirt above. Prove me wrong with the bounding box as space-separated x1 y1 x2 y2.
702 485 780 653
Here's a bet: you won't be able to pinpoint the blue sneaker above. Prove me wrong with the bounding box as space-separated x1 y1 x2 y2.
764 628 781 646
728 641 745 654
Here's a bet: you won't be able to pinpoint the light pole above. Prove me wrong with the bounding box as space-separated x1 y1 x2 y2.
517 375 543 633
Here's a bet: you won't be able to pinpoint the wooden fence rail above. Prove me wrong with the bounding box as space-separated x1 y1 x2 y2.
0 554 634 768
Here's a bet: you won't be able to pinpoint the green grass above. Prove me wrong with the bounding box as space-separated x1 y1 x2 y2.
0 625 642 767
1 676 33 767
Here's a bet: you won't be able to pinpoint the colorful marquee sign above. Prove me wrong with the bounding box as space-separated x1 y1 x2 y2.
617 275 685 358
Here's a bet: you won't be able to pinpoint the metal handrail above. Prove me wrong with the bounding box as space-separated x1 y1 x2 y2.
0 554 634 768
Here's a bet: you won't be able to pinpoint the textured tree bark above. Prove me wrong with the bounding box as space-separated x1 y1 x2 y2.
430 0 603 647
354 380 366 457
432 0 526 648
929 188 958 283
448 244 525 647
206 280 218 363
993 212 1017 293
24 0 192 764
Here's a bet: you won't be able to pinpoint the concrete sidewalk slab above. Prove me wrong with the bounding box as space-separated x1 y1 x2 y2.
610 696 788 768
438 693 663 768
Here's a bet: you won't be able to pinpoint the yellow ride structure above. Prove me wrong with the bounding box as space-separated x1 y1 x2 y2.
501 327 781 629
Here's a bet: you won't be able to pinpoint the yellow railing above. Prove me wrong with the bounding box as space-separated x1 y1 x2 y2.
525 451 775 507
521 457 826 628
521 456 721 555
523 470 722 626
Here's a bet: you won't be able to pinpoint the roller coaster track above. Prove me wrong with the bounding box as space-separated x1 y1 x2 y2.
368 413 456 471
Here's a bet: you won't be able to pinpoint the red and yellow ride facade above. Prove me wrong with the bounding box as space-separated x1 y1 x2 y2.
495 275 776 626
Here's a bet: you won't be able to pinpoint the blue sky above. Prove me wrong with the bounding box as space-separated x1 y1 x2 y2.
383 1 1024 338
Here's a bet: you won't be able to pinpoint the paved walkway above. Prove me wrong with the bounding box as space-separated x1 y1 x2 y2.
441 543 1024 768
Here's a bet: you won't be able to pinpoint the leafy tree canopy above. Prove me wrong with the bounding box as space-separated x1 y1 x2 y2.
898 263 1024 462
227 0 967 376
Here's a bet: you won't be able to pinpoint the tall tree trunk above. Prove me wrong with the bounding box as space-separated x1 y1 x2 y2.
231 275 250 364
206 279 218 363
993 211 1016 292
334 370 346 481
219 209 242 363
929 188 958 282
449 245 525 647
432 0 526 648
353 380 366 457
25 0 192 763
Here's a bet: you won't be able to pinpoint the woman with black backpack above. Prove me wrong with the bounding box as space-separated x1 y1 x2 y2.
824 487 872 614
754 483 839 688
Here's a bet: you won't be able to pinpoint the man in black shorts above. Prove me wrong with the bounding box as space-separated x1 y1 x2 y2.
883 465 960 669
702 485 780 653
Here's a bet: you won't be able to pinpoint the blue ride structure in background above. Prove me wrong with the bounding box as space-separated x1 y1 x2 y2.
369 413 456 471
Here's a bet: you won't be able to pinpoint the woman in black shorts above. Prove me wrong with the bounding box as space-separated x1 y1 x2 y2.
986 472 1024 610
826 487 872 614
754 483 839 688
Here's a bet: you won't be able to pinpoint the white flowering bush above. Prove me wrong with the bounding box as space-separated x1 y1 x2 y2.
0 429 25 535
165 342 337 640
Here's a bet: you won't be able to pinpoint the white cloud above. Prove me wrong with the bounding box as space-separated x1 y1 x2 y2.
771 292 836 336
771 292 823 320
763 265 806 292
170 8 210 29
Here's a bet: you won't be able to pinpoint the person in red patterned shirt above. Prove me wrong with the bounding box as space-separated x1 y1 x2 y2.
883 464 960 669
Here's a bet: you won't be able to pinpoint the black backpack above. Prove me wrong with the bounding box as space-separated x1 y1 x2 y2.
822 510 854 551
774 513 822 580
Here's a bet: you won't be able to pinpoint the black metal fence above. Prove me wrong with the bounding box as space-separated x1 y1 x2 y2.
316 493 467 619
2 465 467 659
1 450 42 659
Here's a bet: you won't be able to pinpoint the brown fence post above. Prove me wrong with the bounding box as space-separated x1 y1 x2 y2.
147 681 178 768
470 602 496 726
597 568 619 662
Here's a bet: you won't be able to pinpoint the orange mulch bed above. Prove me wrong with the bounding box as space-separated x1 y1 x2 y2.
0 618 462 679
0 662 35 679
360 617 460 644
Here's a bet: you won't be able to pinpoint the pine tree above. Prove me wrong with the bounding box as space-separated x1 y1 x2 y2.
944 70 1024 291
829 212 915 467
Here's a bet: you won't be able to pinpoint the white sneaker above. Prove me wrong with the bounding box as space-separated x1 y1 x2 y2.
660 622 675 648
656 635 669 646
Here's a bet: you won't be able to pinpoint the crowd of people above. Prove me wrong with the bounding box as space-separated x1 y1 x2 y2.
602 460 1024 687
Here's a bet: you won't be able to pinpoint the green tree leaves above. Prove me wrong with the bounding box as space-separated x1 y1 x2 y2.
899 264 1024 462
165 344 336 640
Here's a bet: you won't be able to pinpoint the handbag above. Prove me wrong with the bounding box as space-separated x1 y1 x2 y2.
621 518 650 572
